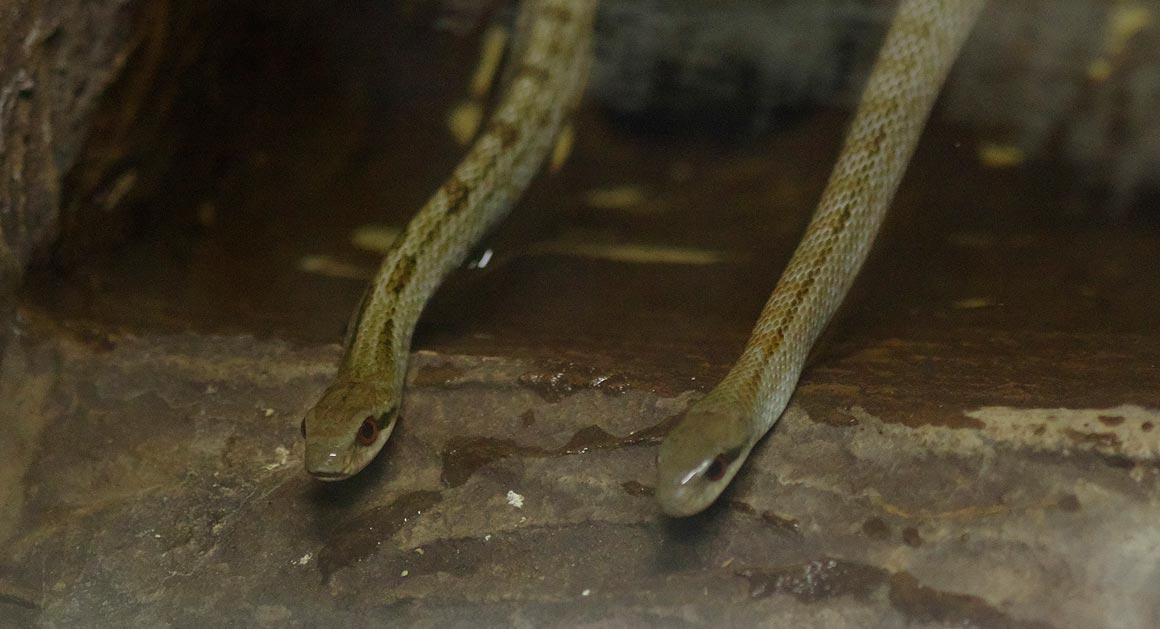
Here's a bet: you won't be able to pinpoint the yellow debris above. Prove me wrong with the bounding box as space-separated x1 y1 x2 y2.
447 101 484 146
102 170 138 209
1086 58 1113 82
297 255 371 280
470 26 509 99
978 143 1025 168
952 297 996 310
583 185 648 210
1086 4 1153 82
550 123 575 173
530 239 727 266
1105 4 1153 58
350 224 402 254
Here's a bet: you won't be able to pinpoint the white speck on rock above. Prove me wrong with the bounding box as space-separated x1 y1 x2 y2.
582 589 591 597
265 446 292 470
506 490 524 508
275 446 289 463
294 553 312 566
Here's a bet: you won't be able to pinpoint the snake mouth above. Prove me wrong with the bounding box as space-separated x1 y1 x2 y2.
304 441 357 480
308 469 351 481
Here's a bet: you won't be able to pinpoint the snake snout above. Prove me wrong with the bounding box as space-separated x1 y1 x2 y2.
304 441 352 481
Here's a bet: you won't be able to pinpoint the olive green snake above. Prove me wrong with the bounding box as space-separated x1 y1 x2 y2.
302 0 985 516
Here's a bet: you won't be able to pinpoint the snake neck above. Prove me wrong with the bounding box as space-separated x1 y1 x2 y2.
340 0 597 384
338 250 416 386
709 0 987 434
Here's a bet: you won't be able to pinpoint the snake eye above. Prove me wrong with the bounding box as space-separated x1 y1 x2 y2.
706 455 726 482
356 415 379 446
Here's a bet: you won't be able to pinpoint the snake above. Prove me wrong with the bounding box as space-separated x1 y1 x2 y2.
655 0 986 516
301 0 597 479
302 0 985 517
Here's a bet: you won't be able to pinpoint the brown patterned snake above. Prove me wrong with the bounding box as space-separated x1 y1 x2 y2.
303 0 984 516
302 0 596 478
655 0 986 515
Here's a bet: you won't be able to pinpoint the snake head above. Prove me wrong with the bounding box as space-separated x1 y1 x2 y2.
301 380 399 480
655 403 753 517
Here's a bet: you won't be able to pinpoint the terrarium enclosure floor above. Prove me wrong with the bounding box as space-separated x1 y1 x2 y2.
3 35 1160 628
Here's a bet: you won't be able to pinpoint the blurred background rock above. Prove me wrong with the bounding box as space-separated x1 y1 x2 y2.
3 0 1158 316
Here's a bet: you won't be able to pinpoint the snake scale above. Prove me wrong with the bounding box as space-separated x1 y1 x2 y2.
303 0 985 516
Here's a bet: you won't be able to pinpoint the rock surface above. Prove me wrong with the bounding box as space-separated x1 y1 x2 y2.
2 285 1158 626
0 0 142 302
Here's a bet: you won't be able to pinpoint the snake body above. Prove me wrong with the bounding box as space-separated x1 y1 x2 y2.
302 0 597 478
303 0 984 516
655 0 986 515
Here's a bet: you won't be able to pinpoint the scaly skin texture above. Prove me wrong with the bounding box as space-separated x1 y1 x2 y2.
304 0 984 517
656 0 987 516
302 0 597 479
